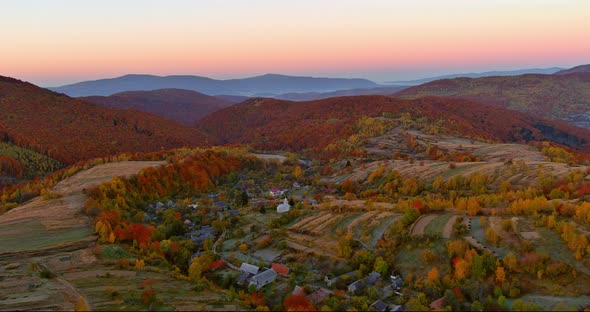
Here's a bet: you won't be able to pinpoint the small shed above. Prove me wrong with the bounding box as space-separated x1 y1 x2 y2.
239 262 260 275
271 263 290 276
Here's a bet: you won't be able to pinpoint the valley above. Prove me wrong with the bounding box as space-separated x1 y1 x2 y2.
2 66 590 311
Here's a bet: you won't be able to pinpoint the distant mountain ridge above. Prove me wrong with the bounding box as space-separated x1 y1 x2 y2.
273 85 409 101
555 64 590 75
50 73 379 97
81 89 233 125
388 67 563 85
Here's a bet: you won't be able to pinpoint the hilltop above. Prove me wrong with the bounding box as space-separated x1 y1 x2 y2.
0 76 210 165
387 67 563 85
555 64 590 75
395 73 590 128
198 95 590 155
81 89 233 125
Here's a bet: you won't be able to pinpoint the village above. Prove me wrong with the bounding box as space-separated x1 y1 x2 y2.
136 156 407 311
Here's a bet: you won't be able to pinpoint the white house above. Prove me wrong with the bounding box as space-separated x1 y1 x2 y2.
277 198 291 213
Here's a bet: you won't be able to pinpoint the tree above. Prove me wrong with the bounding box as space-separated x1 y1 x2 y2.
135 259 145 270
74 296 89 311
495 266 506 284
283 294 316 312
292 166 304 180
236 190 249 207
405 292 429 311
454 257 469 280
141 289 156 305
337 234 353 259
427 267 440 284
373 256 389 275
188 251 215 281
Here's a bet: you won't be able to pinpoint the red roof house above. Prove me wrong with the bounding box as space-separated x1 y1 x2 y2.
271 263 290 276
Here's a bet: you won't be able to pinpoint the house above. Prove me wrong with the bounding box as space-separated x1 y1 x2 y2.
304 199 318 206
210 259 226 271
189 203 199 209
430 298 445 310
189 225 215 245
293 182 301 188
167 200 175 208
348 271 381 294
271 263 290 276
269 188 284 197
307 288 333 306
370 300 389 312
390 274 403 290
292 285 306 296
213 201 227 210
155 202 165 209
237 271 251 285
391 305 403 312
184 219 192 226
326 271 357 287
227 209 240 216
248 269 277 290
239 262 260 275
277 198 291 213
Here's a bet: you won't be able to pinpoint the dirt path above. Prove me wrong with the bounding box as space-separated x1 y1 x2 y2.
411 215 437 236
38 263 92 310
443 216 458 239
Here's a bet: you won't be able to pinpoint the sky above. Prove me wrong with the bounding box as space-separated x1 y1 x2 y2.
1 0 589 86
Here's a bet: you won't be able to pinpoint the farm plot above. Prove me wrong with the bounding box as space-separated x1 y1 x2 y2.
411 215 437 236
424 214 454 237
348 211 401 248
286 210 401 257
533 227 590 275
467 217 506 257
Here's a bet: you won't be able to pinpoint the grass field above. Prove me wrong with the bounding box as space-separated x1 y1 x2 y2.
534 227 590 275
0 218 92 253
424 214 454 236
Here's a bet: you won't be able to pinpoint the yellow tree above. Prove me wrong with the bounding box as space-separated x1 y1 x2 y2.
292 166 304 180
338 233 353 259
427 267 440 284
454 258 469 281
495 266 506 284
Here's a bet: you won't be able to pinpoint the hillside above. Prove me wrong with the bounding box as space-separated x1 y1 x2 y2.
0 76 211 165
395 73 590 127
555 64 590 75
81 89 233 125
387 67 563 85
197 95 590 154
50 73 379 97
274 85 408 101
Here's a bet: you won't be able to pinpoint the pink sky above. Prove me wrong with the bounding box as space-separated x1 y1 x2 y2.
2 0 589 86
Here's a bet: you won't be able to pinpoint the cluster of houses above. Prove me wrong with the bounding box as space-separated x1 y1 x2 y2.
323 271 404 311
188 225 215 246
236 262 290 290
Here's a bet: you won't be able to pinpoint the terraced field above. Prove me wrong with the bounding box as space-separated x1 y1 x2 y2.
286 207 402 257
